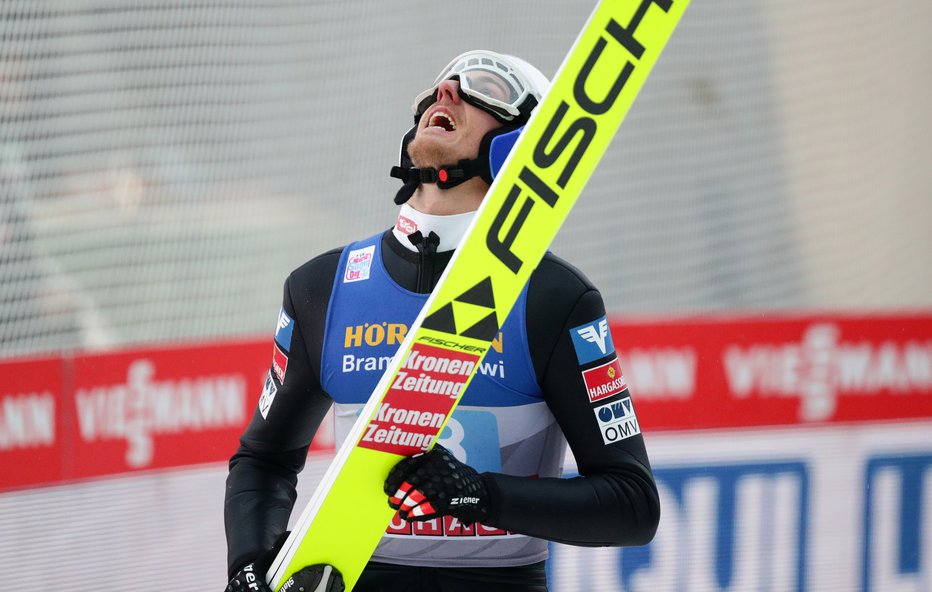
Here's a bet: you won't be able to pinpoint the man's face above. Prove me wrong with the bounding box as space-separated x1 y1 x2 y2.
407 78 502 171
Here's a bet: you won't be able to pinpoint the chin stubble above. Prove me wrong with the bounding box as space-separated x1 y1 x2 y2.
407 133 457 169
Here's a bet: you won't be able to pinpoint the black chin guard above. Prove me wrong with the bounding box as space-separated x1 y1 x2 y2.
390 122 522 205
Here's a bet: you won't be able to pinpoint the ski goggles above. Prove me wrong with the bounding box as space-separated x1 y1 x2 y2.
412 51 540 123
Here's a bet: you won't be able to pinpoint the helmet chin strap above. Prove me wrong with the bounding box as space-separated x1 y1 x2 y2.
390 122 522 205
390 158 488 205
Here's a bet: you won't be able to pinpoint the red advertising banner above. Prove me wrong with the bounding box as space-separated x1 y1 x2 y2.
1 314 930 492
0 357 64 490
0 340 277 491
68 340 270 480
614 315 932 431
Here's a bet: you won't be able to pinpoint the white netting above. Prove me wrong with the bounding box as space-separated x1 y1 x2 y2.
1 0 930 357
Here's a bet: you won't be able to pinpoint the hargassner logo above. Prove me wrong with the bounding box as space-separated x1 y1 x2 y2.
570 316 615 364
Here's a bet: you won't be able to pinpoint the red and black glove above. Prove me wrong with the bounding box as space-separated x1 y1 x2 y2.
384 443 491 524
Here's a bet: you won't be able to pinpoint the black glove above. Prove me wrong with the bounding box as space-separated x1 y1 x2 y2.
384 443 491 524
226 533 344 592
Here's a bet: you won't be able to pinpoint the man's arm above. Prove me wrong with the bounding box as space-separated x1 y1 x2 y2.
385 255 659 547
482 257 660 546
225 253 341 576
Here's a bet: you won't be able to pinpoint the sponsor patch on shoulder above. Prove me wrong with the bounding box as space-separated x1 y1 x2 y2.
259 372 278 419
582 356 627 403
570 316 614 364
275 307 294 352
272 343 289 382
344 245 376 283
593 397 640 445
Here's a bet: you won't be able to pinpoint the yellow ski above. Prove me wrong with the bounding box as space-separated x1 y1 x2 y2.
268 1 690 589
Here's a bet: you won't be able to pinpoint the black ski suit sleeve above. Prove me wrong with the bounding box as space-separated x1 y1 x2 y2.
223 252 341 577
481 256 660 547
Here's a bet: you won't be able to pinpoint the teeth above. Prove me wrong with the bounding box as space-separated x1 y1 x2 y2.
428 111 456 131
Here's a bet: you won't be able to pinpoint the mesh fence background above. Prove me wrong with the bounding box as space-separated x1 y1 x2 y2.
2 3 931 591
1 0 930 358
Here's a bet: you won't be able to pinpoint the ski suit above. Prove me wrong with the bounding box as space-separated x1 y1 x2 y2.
225 226 659 591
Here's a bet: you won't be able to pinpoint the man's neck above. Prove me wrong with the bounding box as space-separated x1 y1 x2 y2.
392 203 476 253
406 177 487 215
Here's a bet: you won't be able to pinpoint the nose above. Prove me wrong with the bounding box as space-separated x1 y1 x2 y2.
435 78 461 105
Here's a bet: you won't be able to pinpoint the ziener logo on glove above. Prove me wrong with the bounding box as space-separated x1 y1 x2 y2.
451 496 480 506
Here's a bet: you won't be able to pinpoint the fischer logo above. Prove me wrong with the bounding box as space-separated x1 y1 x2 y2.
75 359 248 468
396 215 418 235
0 392 55 451
484 1 669 276
342 323 502 353
723 323 932 421
341 325 505 378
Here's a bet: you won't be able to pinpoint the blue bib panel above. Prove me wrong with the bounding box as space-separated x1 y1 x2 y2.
320 233 542 407
319 233 562 569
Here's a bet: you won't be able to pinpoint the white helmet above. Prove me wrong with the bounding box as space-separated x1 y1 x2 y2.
411 50 551 123
391 50 551 204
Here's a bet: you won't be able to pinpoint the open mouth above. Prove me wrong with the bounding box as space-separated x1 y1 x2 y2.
427 110 457 132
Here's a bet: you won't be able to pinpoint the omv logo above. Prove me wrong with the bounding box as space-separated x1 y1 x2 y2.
862 454 931 592
550 461 809 591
